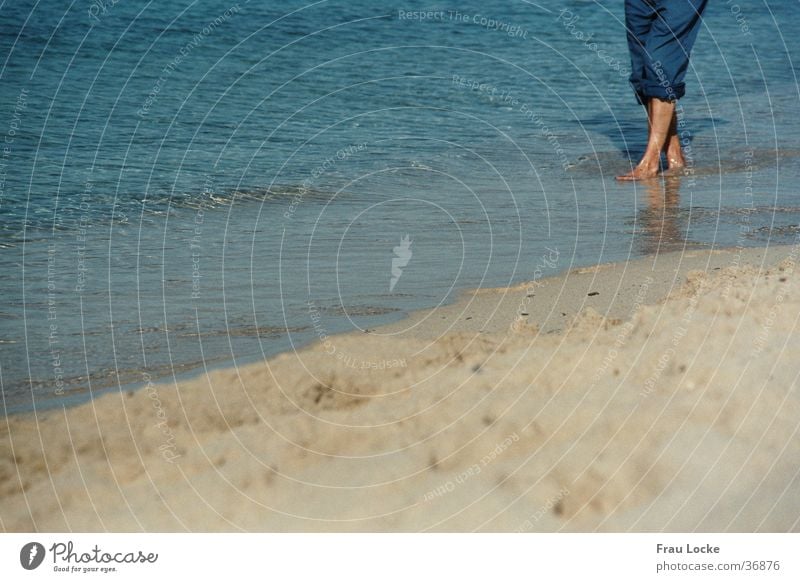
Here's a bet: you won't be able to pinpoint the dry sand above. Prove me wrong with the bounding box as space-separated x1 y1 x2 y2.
2 245 799 532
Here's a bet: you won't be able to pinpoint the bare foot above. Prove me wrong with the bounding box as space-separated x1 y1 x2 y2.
665 148 685 170
616 161 660 181
661 152 687 176
662 128 686 172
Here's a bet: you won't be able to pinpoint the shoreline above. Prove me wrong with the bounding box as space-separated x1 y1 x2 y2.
7 244 792 417
2 243 799 531
374 244 795 339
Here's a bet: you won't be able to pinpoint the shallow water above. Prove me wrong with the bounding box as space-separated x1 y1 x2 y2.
1 0 799 413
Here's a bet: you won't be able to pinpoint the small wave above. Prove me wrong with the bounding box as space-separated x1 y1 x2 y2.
177 324 309 338
314 304 402 317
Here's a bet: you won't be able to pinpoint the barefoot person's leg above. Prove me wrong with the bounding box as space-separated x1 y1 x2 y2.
632 98 686 175
663 110 685 171
618 0 707 181
617 96 676 181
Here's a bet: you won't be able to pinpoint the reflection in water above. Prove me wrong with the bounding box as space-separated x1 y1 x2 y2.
637 175 685 255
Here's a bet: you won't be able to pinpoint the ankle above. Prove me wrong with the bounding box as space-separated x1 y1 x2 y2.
665 148 685 166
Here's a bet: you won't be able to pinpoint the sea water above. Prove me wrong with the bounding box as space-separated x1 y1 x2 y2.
1 0 798 412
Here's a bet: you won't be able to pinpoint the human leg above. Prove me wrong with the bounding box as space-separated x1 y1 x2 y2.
663 109 684 170
618 0 706 180
617 96 676 180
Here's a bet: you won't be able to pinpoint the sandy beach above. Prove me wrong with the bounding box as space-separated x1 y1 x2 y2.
2 244 799 532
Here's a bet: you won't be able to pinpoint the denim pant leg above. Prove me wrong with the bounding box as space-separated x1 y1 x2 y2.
625 0 707 103
625 0 658 104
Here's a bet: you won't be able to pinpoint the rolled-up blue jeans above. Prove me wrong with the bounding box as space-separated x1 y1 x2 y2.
625 0 707 103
